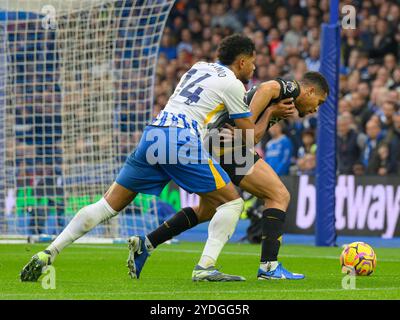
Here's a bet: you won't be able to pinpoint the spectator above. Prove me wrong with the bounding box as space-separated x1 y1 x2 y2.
367 143 391 176
357 81 371 101
177 29 193 55
376 66 393 88
159 33 177 60
228 0 248 26
384 53 397 73
277 18 289 35
255 65 269 83
283 15 304 55
361 119 386 173
299 36 310 59
388 3 400 32
338 99 352 114
342 30 363 68
267 63 281 80
305 43 320 72
369 19 398 59
356 51 371 80
189 19 203 43
211 3 242 33
378 101 396 130
256 15 273 36
260 0 282 16
349 92 373 131
337 113 362 175
267 28 282 58
345 49 359 74
390 113 400 173
391 67 400 91
358 17 374 52
296 130 317 175
264 123 293 176
307 26 320 44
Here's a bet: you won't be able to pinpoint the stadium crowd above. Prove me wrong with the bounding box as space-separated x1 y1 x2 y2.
155 0 400 176
3 0 400 235
5 3 154 233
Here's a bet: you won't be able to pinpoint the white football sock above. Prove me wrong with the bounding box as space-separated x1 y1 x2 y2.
260 261 279 272
46 198 118 261
198 255 215 269
198 198 244 269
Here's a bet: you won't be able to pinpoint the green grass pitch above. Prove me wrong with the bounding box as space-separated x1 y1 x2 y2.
1 242 400 300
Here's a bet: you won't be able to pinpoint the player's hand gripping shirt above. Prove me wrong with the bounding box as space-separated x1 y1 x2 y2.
249 78 300 129
152 61 251 139
208 78 301 131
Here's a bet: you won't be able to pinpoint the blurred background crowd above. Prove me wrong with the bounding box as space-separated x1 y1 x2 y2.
2 0 400 234
3 2 157 233
154 0 400 176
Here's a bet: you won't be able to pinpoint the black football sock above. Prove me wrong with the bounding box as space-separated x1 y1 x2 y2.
260 208 286 263
146 207 198 249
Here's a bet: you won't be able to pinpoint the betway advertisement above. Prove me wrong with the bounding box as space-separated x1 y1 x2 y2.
168 175 400 238
281 175 400 238
6 175 400 238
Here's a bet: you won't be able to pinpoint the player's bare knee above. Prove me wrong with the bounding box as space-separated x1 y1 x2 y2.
263 184 290 209
196 207 215 222
219 182 240 201
195 201 219 222
277 185 291 208
200 184 240 209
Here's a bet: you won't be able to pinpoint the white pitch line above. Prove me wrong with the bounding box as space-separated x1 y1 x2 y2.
70 245 400 263
1 287 400 298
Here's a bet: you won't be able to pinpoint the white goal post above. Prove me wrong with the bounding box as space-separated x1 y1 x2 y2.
0 0 175 241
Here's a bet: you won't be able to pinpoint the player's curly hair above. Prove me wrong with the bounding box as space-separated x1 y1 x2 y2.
301 72 330 96
217 34 255 65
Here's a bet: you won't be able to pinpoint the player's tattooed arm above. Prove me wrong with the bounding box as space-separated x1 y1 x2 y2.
249 80 295 143
268 98 296 120
253 98 295 143
249 80 281 121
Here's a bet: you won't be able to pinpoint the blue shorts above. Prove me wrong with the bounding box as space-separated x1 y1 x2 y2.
116 126 231 195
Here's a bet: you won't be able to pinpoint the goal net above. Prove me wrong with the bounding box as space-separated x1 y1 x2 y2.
0 0 175 241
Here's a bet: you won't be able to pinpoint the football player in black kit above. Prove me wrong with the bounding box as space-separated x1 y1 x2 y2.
137 71 329 281
193 71 330 281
